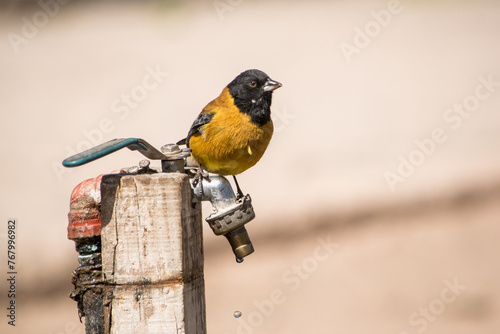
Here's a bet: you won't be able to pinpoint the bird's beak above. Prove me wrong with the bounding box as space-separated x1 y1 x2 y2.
263 78 282 92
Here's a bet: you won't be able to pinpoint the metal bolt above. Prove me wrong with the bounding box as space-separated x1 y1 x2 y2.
139 159 150 169
128 166 140 174
161 144 181 154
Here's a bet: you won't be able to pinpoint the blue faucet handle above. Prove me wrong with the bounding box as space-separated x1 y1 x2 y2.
62 138 167 167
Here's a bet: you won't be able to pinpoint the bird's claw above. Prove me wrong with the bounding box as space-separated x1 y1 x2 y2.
235 189 244 201
192 167 210 189
232 175 245 201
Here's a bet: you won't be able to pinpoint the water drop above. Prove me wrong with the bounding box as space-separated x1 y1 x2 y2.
236 258 244 263
234 311 242 318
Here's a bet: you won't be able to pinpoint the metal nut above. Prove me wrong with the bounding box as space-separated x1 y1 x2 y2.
139 159 150 169
161 144 181 154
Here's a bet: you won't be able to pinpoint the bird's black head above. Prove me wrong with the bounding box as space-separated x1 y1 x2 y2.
227 69 282 126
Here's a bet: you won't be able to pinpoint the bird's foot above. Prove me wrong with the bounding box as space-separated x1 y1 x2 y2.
192 167 210 190
235 187 244 201
232 175 245 201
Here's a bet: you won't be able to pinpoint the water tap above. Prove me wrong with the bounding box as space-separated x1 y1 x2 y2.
192 175 256 261
62 138 258 261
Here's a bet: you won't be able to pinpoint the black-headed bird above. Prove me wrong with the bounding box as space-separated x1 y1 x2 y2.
180 69 281 198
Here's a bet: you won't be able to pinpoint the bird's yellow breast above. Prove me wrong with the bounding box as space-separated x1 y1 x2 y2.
189 88 273 175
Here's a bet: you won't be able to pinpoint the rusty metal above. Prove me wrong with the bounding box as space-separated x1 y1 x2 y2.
68 176 105 334
68 175 103 241
70 240 104 334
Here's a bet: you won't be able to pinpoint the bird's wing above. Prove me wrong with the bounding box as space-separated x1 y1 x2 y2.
184 112 215 148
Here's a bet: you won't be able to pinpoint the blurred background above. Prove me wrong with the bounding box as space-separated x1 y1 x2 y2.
1 0 500 333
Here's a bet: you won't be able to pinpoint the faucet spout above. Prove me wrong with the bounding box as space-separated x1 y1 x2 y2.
192 175 256 260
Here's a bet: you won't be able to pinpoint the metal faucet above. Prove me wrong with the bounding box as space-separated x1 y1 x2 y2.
193 175 255 260
63 138 257 260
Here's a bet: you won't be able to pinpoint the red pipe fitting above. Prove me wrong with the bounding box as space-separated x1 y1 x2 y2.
67 174 104 241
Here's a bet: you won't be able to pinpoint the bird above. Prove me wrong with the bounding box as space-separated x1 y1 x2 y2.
179 69 282 199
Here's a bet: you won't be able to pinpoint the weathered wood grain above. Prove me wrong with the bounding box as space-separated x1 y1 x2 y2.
100 173 205 334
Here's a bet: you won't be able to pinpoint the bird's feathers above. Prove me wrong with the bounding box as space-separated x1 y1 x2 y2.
186 112 215 147
181 69 280 176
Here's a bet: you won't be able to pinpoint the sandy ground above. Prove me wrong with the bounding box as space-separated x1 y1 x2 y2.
0 0 500 333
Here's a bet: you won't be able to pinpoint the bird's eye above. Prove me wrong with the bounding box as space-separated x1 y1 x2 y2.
249 81 257 88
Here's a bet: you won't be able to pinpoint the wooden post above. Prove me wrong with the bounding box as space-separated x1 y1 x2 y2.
100 173 205 334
